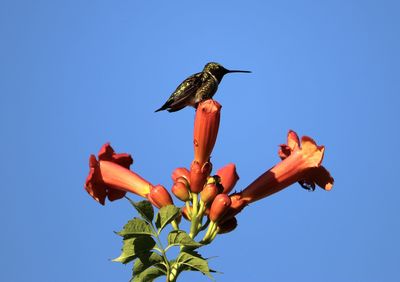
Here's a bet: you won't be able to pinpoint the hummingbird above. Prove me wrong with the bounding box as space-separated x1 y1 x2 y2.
155 62 251 112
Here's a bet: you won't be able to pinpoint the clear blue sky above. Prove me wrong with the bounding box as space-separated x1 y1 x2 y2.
1 1 399 281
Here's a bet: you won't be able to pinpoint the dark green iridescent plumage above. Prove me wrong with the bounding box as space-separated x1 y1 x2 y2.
155 62 250 112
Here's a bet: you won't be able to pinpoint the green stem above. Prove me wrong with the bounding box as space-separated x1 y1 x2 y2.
199 217 210 232
185 201 192 218
149 223 171 279
171 220 179 231
197 200 206 219
200 221 217 244
192 193 198 216
209 227 219 242
167 263 179 282
189 193 199 238
190 200 206 238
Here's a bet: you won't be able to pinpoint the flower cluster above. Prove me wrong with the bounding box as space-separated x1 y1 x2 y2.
84 99 334 281
84 99 333 234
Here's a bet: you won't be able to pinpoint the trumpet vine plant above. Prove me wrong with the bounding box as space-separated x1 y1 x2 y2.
84 99 334 281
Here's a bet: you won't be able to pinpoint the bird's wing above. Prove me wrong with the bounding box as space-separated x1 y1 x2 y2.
165 72 203 108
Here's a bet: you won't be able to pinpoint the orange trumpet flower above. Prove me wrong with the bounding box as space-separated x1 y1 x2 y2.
85 143 152 205
190 99 222 193
225 131 334 219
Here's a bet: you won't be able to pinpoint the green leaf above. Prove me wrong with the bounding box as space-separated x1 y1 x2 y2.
168 230 202 248
113 236 156 264
127 198 154 223
131 266 165 282
133 252 165 275
177 251 213 279
155 205 180 232
117 218 153 238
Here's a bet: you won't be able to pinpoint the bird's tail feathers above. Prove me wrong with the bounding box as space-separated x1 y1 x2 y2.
154 102 170 112
154 107 165 112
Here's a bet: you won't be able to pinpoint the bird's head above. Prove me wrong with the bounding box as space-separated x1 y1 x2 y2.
203 62 251 82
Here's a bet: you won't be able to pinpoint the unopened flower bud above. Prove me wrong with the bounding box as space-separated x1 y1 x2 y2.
193 100 221 165
209 194 231 222
190 161 212 193
182 205 192 221
172 181 190 202
200 183 218 204
171 167 190 183
216 163 239 194
148 185 173 209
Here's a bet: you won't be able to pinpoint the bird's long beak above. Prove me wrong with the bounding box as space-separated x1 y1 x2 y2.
226 69 251 73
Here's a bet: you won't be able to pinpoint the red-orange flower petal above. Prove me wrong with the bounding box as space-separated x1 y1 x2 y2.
303 166 334 191
98 142 133 166
278 130 300 160
216 163 239 194
85 155 108 205
278 144 291 159
279 131 334 191
287 130 300 151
